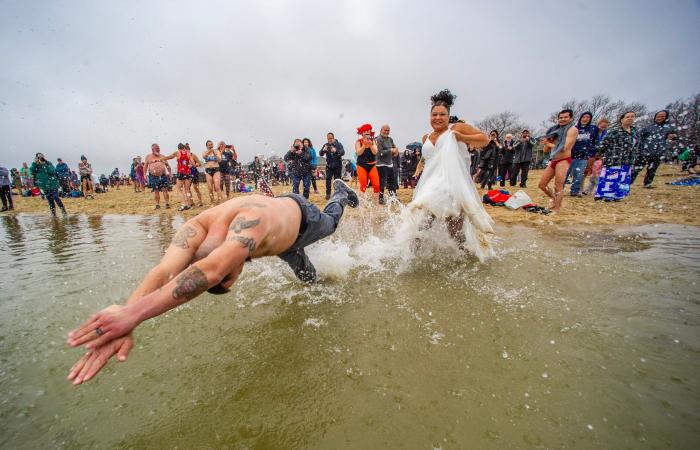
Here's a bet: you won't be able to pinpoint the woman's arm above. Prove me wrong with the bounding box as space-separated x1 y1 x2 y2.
452 123 489 148
354 140 363 156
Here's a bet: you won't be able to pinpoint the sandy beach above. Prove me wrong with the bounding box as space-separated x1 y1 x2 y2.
6 165 699 227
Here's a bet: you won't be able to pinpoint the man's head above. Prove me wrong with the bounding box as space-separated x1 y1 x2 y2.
35 152 45 162
326 132 335 144
505 133 513 141
489 130 499 141
521 129 530 139
558 109 574 126
57 158 63 163
654 110 668 125
380 125 390 137
579 112 592 126
151 143 160 154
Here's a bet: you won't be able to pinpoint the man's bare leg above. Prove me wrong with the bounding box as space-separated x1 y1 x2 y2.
538 166 555 201
551 161 570 213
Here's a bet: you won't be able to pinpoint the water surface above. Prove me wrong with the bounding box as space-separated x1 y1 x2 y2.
0 213 698 449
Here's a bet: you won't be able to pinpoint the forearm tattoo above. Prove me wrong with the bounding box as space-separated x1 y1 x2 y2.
229 216 260 234
172 225 197 249
228 235 257 254
172 265 208 300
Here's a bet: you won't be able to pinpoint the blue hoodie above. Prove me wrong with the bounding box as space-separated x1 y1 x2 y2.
572 112 600 159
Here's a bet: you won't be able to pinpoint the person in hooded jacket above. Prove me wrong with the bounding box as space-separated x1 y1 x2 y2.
594 111 638 201
632 110 677 188
498 133 515 187
285 138 313 199
568 112 599 196
30 152 67 215
479 130 501 189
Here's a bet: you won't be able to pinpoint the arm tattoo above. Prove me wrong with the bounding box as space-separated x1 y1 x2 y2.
228 235 257 254
240 201 267 208
172 265 208 300
229 216 260 233
172 225 197 249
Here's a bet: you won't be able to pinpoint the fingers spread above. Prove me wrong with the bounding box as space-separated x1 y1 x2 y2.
67 353 90 381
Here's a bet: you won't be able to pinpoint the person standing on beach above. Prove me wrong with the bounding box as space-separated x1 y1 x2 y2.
594 111 638 201
65 179 360 385
144 143 171 210
159 143 197 211
319 132 345 200
375 124 399 204
30 153 67 216
285 138 313 199
0 166 14 211
20 162 32 189
219 144 236 198
202 140 223 204
78 156 95 199
498 133 515 187
55 158 71 196
187 145 204 207
538 109 578 213
511 129 535 187
354 124 380 198
568 112 599 197
632 110 677 188
479 131 500 189
303 138 319 195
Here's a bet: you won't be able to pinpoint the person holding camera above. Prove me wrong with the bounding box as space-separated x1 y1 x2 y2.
319 132 346 200
354 124 380 197
632 110 677 188
285 138 313 198
30 152 67 216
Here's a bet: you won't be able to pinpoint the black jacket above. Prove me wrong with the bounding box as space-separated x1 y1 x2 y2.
479 141 500 169
319 140 345 169
513 138 535 163
284 147 312 177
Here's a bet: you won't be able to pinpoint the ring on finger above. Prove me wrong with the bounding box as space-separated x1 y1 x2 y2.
95 327 104 336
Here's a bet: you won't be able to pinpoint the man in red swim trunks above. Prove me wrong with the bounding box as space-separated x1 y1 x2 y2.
538 109 578 213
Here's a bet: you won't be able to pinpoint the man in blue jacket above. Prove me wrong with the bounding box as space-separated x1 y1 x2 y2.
568 112 599 196
632 110 677 188
55 158 71 195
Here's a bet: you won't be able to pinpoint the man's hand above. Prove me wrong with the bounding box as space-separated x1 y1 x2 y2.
67 304 139 350
67 334 134 385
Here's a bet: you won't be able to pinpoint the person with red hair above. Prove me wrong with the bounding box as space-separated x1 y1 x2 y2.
354 123 380 197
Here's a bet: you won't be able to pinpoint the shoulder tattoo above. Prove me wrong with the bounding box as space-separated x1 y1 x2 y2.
172 225 197 249
172 265 208 300
229 216 260 233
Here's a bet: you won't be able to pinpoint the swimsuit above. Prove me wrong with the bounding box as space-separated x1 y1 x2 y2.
205 167 219 176
176 151 192 180
356 144 380 193
548 157 572 170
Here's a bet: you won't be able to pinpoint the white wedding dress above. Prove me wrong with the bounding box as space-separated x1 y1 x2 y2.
409 127 495 260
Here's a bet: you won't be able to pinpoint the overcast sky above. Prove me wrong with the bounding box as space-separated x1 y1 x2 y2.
1 0 698 174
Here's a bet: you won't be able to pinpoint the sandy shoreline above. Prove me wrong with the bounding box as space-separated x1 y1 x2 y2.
5 165 699 227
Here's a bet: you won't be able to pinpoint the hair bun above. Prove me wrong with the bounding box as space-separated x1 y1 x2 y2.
430 89 456 108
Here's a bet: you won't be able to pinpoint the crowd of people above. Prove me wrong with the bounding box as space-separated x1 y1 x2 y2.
1 104 698 216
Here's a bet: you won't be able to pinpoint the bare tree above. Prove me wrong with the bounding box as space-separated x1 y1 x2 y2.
476 111 528 139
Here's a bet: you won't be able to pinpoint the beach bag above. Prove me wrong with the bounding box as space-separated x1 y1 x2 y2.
505 190 533 210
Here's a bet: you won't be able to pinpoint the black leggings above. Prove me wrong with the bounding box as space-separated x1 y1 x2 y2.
1 185 13 209
378 166 396 200
45 189 64 214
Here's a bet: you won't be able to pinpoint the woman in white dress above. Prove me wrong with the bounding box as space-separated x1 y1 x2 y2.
410 89 494 260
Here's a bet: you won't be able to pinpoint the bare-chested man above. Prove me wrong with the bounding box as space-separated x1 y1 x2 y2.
65 180 359 385
538 109 578 213
143 143 172 209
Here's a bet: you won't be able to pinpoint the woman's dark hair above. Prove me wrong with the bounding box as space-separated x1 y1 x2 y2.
618 110 635 123
430 89 456 111
205 140 213 147
490 130 500 139
303 138 313 147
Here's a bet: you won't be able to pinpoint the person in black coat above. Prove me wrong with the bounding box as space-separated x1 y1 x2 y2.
479 130 501 189
284 138 313 199
511 129 535 187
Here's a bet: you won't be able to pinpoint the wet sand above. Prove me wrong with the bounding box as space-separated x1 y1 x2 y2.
6 165 699 227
